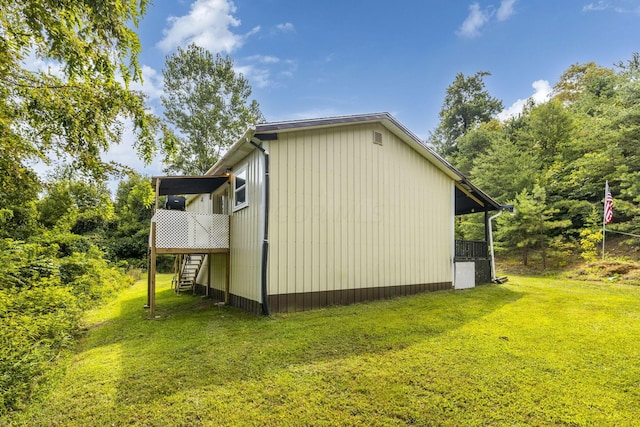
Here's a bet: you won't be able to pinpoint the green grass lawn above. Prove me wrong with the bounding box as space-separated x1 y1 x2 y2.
6 274 640 426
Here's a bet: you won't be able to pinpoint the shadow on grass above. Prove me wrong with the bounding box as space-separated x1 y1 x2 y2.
84 279 522 406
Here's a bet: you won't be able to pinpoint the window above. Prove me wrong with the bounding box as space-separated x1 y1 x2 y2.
233 166 248 211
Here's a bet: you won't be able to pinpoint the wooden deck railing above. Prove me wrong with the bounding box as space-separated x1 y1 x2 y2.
150 209 229 253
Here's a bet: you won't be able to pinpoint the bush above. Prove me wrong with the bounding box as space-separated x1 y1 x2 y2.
0 283 81 414
0 239 132 416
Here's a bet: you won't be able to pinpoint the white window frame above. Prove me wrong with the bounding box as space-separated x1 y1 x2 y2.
233 165 248 211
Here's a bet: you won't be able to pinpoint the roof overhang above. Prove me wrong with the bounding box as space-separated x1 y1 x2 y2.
204 127 258 176
156 113 502 214
454 180 502 215
247 113 502 214
151 175 229 196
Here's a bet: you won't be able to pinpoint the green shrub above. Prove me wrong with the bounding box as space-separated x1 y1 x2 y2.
0 283 81 414
0 238 133 416
0 239 57 288
35 231 92 258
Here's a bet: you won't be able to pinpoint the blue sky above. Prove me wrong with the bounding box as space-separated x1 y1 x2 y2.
108 0 640 179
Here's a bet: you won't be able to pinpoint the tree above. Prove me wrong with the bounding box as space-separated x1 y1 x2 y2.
0 0 173 181
498 185 570 268
1 0 174 245
428 71 503 158
161 44 264 175
470 134 540 203
37 178 114 236
106 174 154 264
553 62 616 105
454 120 502 176
519 99 575 164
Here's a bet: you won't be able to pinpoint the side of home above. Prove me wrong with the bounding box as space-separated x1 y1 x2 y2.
149 113 501 315
265 121 454 312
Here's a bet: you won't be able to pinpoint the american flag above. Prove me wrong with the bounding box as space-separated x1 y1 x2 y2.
604 181 614 225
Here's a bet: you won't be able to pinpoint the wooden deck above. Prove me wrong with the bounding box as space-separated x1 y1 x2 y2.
151 209 229 252
148 209 230 317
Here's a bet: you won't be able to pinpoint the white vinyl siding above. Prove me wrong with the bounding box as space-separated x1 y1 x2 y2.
268 123 453 296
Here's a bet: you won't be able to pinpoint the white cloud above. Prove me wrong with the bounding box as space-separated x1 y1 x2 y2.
236 56 297 88
235 64 271 88
275 22 296 33
457 1 518 37
497 79 553 121
457 3 490 38
279 60 298 78
157 0 259 53
497 0 517 21
245 55 280 64
583 1 609 11
583 1 640 13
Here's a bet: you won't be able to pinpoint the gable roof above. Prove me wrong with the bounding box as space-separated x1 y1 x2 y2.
201 112 501 215
255 113 462 180
143 114 494 214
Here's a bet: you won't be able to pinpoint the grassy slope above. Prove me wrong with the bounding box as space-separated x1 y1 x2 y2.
6 274 640 426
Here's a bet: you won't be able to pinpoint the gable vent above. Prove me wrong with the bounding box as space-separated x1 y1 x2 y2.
373 131 383 145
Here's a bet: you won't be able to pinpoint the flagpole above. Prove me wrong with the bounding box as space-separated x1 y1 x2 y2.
602 181 607 260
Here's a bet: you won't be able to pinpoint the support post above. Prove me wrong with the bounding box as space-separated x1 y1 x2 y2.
225 214 231 304
206 253 211 297
488 211 503 282
145 248 151 308
225 251 230 304
150 221 157 318
602 180 610 260
484 209 490 244
148 177 160 315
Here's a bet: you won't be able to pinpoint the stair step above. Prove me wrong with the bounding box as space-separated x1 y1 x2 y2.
174 253 206 294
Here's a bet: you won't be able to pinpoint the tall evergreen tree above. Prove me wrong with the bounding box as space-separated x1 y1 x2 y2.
498 185 570 268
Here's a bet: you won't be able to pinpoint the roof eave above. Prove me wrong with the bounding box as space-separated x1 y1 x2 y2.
203 126 257 176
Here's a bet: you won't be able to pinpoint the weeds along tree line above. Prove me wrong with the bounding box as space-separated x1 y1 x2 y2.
0 0 165 416
429 58 640 267
0 149 163 416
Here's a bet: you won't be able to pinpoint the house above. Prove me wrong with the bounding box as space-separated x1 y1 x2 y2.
147 113 503 316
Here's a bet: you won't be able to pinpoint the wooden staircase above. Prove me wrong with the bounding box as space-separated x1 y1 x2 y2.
172 254 206 294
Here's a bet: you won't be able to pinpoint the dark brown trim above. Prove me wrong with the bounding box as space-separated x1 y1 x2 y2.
206 287 263 314
269 282 452 313
199 282 453 315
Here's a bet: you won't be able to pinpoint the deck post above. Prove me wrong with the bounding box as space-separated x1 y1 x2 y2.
225 252 230 304
206 253 211 297
145 248 151 308
484 209 490 243
150 221 157 318
225 215 231 304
